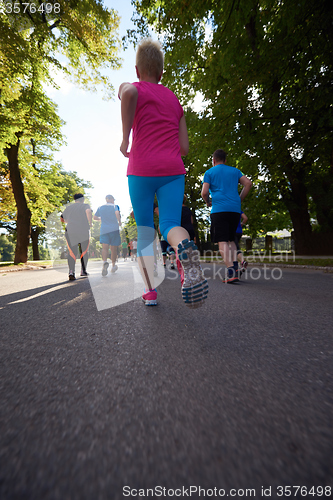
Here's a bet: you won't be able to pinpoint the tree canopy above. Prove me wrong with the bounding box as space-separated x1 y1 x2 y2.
129 0 333 254
0 0 122 262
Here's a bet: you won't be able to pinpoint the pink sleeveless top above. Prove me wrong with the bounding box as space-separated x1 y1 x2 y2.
127 81 186 177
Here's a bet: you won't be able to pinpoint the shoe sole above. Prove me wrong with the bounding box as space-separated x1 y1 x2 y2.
182 286 208 308
223 277 239 283
142 298 157 306
178 239 208 308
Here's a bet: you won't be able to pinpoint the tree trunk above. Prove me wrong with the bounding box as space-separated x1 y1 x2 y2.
6 138 31 264
308 161 333 234
287 207 313 255
31 227 40 261
281 168 313 255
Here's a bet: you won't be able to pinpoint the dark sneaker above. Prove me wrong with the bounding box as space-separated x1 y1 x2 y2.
223 267 239 283
102 262 109 277
178 239 208 308
142 288 157 306
80 270 89 277
69 271 76 281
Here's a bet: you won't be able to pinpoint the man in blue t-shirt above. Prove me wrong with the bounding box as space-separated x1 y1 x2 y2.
94 195 121 276
201 149 252 282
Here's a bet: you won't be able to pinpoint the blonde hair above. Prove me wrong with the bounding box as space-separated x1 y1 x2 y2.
136 38 164 80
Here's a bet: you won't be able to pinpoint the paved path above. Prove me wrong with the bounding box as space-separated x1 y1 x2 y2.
0 263 332 500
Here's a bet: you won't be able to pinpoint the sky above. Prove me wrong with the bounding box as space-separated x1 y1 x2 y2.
45 0 140 220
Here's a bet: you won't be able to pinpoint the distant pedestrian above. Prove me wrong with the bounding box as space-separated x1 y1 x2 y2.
131 239 137 260
60 193 92 280
128 240 133 260
121 240 128 260
160 236 176 269
119 38 207 307
93 195 121 276
201 149 252 283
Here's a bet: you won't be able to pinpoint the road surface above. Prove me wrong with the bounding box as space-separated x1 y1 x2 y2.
0 261 332 499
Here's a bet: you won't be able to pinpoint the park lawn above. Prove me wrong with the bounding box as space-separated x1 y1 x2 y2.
200 255 333 267
278 258 333 267
0 260 53 268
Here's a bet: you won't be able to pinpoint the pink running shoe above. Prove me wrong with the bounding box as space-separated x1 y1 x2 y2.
142 288 157 306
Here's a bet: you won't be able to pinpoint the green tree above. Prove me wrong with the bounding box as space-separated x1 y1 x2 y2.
0 233 15 262
122 213 138 242
0 0 121 263
0 161 92 260
129 0 333 254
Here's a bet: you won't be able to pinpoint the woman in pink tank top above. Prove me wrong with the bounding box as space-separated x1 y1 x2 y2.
118 39 208 308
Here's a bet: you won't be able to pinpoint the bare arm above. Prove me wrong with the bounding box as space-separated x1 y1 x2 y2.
115 210 121 226
86 208 93 227
239 176 252 202
240 212 248 226
201 182 211 207
118 82 138 158
179 115 189 156
93 215 100 221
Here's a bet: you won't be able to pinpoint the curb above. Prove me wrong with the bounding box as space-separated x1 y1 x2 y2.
245 262 333 273
200 260 333 273
1 262 333 274
0 264 52 274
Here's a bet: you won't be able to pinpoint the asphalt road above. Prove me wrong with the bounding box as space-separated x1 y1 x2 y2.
0 261 332 500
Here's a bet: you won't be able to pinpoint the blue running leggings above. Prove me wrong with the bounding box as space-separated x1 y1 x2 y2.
128 174 185 256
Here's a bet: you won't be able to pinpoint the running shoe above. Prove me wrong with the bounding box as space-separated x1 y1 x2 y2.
223 267 239 283
176 257 184 286
241 260 248 273
170 262 175 269
111 264 118 273
178 239 208 308
142 288 157 306
80 270 89 277
102 262 109 276
68 271 76 281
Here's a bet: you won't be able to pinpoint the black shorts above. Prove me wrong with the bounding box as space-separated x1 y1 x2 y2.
160 240 175 255
182 225 195 241
210 212 240 243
